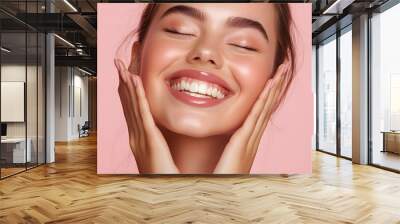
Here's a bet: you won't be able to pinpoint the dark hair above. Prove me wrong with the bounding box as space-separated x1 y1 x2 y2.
135 3 295 97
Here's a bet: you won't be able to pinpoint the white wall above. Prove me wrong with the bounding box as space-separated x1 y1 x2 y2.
55 66 70 141
1 63 46 164
72 73 89 138
55 67 89 141
1 65 40 137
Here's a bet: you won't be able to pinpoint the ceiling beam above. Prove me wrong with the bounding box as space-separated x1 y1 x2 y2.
55 55 96 69
67 13 97 39
322 0 356 14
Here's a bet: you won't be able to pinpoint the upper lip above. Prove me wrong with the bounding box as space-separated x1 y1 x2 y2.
166 69 232 93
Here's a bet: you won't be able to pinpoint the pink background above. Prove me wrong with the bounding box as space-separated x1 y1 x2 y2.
97 3 313 174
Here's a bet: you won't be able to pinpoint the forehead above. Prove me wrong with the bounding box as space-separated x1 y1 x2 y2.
154 3 278 26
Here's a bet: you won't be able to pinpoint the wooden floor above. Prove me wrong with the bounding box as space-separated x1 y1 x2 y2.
1 135 400 223
373 150 400 171
0 167 26 178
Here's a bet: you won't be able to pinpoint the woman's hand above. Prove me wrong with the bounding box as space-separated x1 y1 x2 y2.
115 59 179 174
214 63 291 174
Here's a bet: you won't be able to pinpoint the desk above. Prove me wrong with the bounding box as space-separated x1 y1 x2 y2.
1 138 31 163
382 131 400 154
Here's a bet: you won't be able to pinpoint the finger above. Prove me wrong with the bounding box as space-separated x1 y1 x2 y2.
134 76 158 135
251 104 276 156
115 59 129 83
117 60 145 154
121 66 146 154
253 66 291 147
269 67 291 114
274 68 292 109
234 63 286 144
133 76 179 173
261 63 288 116
116 60 139 140
248 63 286 131
128 75 147 151
235 78 274 141
119 86 139 151
125 76 143 149
247 63 288 152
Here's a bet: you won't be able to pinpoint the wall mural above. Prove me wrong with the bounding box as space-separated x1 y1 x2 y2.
97 3 313 174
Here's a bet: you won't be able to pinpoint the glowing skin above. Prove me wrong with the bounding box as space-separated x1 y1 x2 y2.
116 3 292 173
139 4 278 137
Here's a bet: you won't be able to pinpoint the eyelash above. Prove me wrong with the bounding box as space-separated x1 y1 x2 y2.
163 28 195 37
163 28 257 52
229 43 258 52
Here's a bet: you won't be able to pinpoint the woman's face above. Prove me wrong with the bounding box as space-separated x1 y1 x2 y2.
136 3 279 137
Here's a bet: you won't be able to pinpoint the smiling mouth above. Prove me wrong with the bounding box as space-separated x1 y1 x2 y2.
170 78 226 99
166 69 232 107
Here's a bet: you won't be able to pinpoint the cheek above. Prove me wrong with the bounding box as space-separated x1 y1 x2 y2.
229 55 274 102
139 35 187 82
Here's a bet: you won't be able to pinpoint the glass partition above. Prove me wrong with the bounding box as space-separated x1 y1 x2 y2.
1 30 28 177
317 35 337 154
0 1 46 179
339 27 352 158
27 31 38 169
38 32 45 165
371 3 400 171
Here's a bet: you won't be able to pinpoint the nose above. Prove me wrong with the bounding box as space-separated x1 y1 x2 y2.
186 37 223 69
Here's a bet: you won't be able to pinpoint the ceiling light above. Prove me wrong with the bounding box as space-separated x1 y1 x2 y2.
78 67 93 76
1 47 11 53
63 0 78 12
54 34 75 48
322 0 354 15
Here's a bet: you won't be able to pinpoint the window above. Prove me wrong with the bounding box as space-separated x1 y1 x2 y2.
339 27 352 158
0 1 46 179
371 2 400 171
317 36 337 154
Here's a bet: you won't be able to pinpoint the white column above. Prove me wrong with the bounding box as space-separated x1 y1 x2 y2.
352 14 369 164
45 0 55 163
46 33 55 163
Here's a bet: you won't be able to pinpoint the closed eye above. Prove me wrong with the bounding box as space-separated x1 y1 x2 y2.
229 43 258 52
163 28 195 37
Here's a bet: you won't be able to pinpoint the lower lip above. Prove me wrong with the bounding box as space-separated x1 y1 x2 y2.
167 84 228 107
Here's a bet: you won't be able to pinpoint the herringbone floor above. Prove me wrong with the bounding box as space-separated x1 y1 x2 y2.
1 134 400 223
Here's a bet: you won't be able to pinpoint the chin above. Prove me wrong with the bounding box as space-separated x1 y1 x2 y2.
157 114 236 138
162 117 215 138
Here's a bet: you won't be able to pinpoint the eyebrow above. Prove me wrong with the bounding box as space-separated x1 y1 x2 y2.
161 5 269 42
226 17 269 41
161 5 205 21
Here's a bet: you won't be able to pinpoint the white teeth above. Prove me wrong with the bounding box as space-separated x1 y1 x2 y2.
206 87 212 96
216 92 223 99
171 79 226 99
182 80 188 90
198 83 207 95
211 88 218 98
190 82 198 93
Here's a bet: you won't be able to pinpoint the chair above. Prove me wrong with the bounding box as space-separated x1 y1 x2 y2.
79 121 90 138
